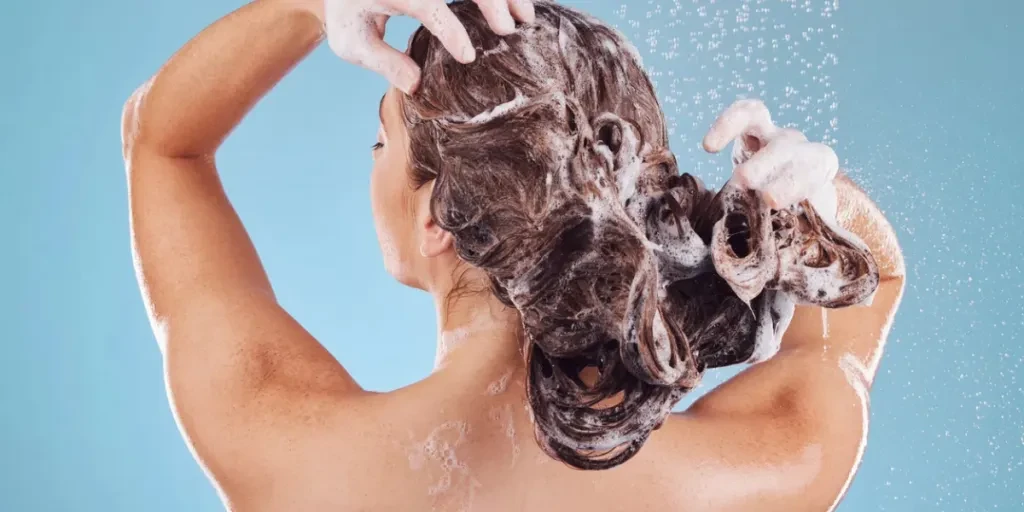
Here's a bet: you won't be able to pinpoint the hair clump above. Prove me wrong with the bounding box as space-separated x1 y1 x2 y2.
400 1 878 470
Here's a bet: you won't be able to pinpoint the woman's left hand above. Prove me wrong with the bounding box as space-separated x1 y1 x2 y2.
702 99 839 221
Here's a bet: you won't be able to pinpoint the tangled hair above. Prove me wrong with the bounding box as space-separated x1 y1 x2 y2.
400 1 879 470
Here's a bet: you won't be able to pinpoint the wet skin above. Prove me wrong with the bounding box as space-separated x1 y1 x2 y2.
121 0 906 510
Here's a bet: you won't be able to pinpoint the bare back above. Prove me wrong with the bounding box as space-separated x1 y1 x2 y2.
158 276 902 512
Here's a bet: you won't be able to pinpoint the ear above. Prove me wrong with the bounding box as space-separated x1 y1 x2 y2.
415 181 455 258
420 218 455 258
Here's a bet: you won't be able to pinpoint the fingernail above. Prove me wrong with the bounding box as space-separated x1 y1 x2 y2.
462 45 476 63
497 13 516 35
512 0 536 23
399 68 421 95
523 1 537 23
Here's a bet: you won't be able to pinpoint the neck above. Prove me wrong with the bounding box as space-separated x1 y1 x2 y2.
430 276 525 377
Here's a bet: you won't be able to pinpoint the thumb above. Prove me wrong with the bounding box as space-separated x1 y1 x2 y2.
326 15 422 95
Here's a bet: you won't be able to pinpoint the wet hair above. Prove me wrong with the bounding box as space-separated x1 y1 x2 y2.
399 1 879 470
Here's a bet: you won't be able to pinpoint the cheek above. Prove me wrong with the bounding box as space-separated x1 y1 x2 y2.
370 153 413 271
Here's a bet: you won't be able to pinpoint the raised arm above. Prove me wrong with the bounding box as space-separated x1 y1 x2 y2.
649 172 904 512
120 0 372 500
780 173 906 379
648 101 905 511
122 0 537 504
123 0 326 341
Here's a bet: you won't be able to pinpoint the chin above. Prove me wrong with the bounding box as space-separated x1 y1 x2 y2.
389 266 418 288
381 254 423 290
376 231 416 286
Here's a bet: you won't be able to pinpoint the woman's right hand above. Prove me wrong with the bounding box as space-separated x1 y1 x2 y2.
313 0 535 94
702 99 840 223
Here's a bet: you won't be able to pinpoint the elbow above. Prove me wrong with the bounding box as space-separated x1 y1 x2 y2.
121 81 152 162
119 79 215 160
876 223 906 282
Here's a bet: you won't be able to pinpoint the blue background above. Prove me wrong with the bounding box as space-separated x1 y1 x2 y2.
2 0 1021 510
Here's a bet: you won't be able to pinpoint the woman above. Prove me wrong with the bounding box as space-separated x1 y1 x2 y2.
121 0 906 510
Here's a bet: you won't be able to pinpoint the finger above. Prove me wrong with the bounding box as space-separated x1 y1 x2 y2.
771 127 809 145
743 142 839 209
702 99 776 154
732 142 788 192
808 181 839 224
733 133 818 190
405 0 477 63
474 0 517 35
359 33 423 94
372 13 387 37
507 0 536 23
730 125 808 168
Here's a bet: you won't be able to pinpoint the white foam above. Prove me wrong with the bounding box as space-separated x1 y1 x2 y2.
488 404 521 468
405 421 480 510
467 90 529 124
615 155 644 207
435 327 470 368
808 182 839 225
516 24 559 78
609 128 644 207
652 218 709 280
575 8 644 66
773 292 797 344
539 381 676 453
482 39 510 57
557 20 574 62
748 302 779 365
799 262 845 301
504 417 520 468
486 369 514 396
649 309 684 382
602 37 619 55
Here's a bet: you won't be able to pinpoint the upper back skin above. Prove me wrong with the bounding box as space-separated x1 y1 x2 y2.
183 278 903 512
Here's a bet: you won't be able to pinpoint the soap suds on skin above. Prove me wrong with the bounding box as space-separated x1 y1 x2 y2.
488 405 521 468
436 312 523 370
405 421 481 511
486 369 514 396
435 327 470 369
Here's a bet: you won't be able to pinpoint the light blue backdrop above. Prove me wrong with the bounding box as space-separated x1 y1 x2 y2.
1 0 1021 510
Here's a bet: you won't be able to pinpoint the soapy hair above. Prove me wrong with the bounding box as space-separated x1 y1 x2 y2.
399 0 879 470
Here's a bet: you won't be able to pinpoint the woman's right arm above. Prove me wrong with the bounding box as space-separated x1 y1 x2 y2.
122 0 372 501
652 173 905 511
123 0 533 503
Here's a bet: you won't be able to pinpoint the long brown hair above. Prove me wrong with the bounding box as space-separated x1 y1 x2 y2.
399 0 878 470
